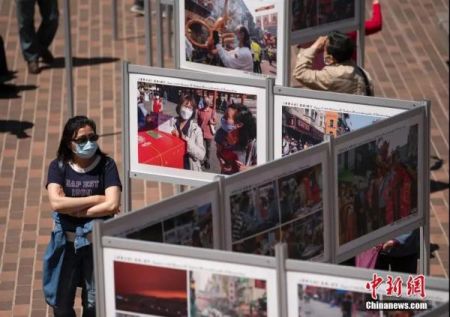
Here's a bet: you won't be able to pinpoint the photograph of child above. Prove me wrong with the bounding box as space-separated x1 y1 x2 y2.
183 0 278 79
137 81 257 175
190 271 268 316
291 0 355 32
282 105 383 157
338 124 419 245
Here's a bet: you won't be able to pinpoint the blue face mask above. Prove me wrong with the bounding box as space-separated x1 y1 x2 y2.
221 116 237 133
73 141 98 159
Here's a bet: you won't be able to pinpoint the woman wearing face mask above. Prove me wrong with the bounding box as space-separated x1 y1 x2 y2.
214 103 257 175
43 116 122 317
293 31 374 96
170 94 206 171
214 25 254 72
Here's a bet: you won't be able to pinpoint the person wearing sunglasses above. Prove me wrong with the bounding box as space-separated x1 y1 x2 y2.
43 116 122 317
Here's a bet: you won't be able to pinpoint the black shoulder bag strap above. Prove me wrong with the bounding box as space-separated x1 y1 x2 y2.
356 66 374 96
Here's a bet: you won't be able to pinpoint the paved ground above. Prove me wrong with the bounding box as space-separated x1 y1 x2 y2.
0 0 448 316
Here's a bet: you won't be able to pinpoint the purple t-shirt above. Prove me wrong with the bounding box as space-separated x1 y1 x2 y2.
46 155 122 225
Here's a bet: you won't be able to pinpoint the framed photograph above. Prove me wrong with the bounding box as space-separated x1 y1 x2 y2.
290 0 360 44
129 72 267 184
224 143 330 261
273 94 406 159
286 270 449 317
104 183 221 249
334 108 425 258
103 247 279 316
179 0 286 85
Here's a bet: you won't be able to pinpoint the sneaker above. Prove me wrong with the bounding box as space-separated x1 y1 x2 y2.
130 4 144 15
151 10 167 18
40 49 54 64
27 60 40 74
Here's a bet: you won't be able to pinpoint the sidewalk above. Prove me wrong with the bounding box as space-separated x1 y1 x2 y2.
0 0 448 316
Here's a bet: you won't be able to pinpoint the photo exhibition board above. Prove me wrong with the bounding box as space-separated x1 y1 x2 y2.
290 0 360 44
273 94 406 159
223 143 330 262
129 72 267 185
103 183 221 250
333 108 425 259
103 247 279 317
286 271 449 317
179 0 286 85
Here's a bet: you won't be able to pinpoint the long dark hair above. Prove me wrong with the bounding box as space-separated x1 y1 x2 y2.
57 116 105 162
234 104 256 148
238 26 251 49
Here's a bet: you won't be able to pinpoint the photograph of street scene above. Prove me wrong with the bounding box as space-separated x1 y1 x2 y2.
231 164 324 260
114 262 188 317
190 271 268 316
184 0 278 78
291 0 355 32
126 203 213 248
137 81 257 175
282 105 383 157
297 284 376 317
338 124 419 245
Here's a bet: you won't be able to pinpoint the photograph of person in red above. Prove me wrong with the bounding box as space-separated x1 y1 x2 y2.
137 81 258 175
114 262 188 316
338 124 418 246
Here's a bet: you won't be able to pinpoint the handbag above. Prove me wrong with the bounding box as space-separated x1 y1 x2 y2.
356 244 382 269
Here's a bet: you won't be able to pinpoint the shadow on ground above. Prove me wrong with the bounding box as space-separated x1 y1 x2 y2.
0 120 34 138
0 84 37 99
40 56 120 70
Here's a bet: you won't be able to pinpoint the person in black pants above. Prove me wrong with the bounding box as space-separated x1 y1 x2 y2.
15 0 59 74
0 35 16 83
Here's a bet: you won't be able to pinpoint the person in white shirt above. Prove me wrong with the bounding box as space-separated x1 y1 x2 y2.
215 25 253 72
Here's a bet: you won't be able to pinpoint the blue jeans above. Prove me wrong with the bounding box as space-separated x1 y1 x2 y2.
52 243 96 317
15 0 58 62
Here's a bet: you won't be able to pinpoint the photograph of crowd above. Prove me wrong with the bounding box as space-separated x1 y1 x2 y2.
338 124 419 245
230 164 324 260
114 262 188 317
184 0 278 78
137 81 258 175
126 203 213 248
281 213 324 260
282 105 383 157
291 0 355 32
190 271 268 316
297 284 376 317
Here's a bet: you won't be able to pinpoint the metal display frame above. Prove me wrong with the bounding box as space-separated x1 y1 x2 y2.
271 86 426 161
332 106 429 272
101 182 222 249
94 231 281 317
123 62 271 191
177 0 288 86
284 257 449 317
222 142 332 263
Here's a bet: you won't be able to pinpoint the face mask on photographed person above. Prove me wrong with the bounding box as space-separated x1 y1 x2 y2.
180 106 193 120
221 116 238 133
73 140 98 159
